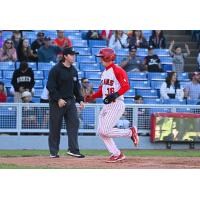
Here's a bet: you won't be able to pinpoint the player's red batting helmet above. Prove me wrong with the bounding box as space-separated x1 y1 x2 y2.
96 48 116 62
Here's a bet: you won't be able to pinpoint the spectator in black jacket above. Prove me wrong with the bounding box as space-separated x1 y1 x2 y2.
149 30 166 49
11 61 35 102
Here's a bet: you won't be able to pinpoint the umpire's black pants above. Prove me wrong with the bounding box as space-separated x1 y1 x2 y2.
48 99 80 155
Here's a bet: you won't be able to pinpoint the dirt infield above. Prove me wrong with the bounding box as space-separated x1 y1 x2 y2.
0 156 200 168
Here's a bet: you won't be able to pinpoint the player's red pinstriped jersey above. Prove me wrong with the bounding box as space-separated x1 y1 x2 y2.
92 63 130 100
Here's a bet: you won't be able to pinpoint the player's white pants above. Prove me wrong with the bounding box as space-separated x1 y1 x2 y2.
97 100 132 156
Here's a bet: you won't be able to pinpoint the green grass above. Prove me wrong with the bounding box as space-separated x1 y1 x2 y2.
0 149 200 157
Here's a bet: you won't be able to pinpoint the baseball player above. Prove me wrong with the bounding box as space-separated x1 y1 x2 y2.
84 47 139 163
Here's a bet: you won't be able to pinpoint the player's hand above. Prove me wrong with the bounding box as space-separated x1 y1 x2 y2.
58 99 67 108
84 95 94 103
79 101 85 110
103 92 120 104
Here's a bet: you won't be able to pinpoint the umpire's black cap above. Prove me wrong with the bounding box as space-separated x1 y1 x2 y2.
63 47 79 55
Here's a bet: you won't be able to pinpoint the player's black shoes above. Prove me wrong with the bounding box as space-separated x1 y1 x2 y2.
67 151 85 158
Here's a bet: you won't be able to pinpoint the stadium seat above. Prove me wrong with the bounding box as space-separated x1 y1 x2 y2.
2 31 12 40
78 71 85 79
43 70 49 79
71 39 88 47
143 98 162 104
160 56 173 64
151 80 164 89
79 63 100 71
34 88 44 97
22 31 37 40
38 62 55 70
148 72 167 80
34 80 43 88
115 49 129 56
16 62 37 70
153 49 170 56
3 79 12 87
95 98 103 103
142 30 152 41
88 80 100 88
0 70 2 79
163 99 186 105
124 98 134 104
3 71 13 79
136 89 158 98
7 96 14 103
42 30 57 39
136 48 148 56
187 99 200 105
91 47 102 55
32 97 40 103
74 47 91 55
149 108 171 114
34 70 44 79
115 56 128 65
177 72 189 81
88 40 107 48
76 55 96 63
130 80 151 89
0 62 15 70
176 108 192 113
180 81 189 89
124 89 135 98
162 64 172 72
85 71 101 79
128 72 147 80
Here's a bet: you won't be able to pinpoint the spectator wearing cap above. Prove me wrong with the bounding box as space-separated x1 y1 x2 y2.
184 72 200 99
47 47 85 158
53 30 72 48
128 30 148 49
144 46 162 72
21 91 33 103
149 30 166 49
0 39 17 62
38 36 62 63
11 61 35 102
169 40 190 73
120 46 144 72
17 38 36 62
0 81 7 102
31 32 45 61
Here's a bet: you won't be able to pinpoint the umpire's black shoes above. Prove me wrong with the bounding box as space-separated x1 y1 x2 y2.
50 154 60 158
67 151 85 158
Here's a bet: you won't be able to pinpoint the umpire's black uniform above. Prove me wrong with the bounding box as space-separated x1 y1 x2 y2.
47 55 84 156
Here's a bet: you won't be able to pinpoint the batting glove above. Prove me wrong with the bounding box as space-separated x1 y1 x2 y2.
103 92 120 104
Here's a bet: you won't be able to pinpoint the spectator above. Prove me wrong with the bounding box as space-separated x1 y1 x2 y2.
184 72 200 99
144 46 162 72
169 40 190 72
17 38 36 62
86 30 100 40
197 50 200 71
0 39 17 61
160 71 184 100
31 32 45 61
99 30 112 45
21 91 33 103
11 61 35 102
108 30 128 49
120 46 143 72
11 30 22 50
128 30 148 49
149 30 166 49
0 81 7 102
38 37 62 63
53 30 72 48
134 95 143 104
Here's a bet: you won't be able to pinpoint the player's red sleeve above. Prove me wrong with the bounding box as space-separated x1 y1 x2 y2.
113 65 130 96
91 85 103 99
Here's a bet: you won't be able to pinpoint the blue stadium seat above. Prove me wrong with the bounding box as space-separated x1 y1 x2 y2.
148 72 167 80
136 89 158 98
143 98 162 104
128 72 147 80
177 72 189 81
34 80 43 88
85 71 101 79
180 81 189 89
91 47 102 55
3 79 12 87
163 99 186 105
64 30 80 35
151 80 164 89
16 62 37 70
42 30 57 39
0 70 2 79
136 48 148 56
176 108 192 113
96 98 103 103
0 62 15 70
7 96 14 103
89 80 100 88
149 108 171 114
22 31 37 40
78 71 85 79
79 63 100 71
88 40 107 48
34 70 44 79
115 56 128 65
76 55 96 63
32 97 40 103
43 70 49 79
162 64 172 72
3 71 13 79
187 99 200 105
124 98 134 104
2 31 12 40
153 49 170 56
130 80 151 89
34 88 44 97
143 30 152 41
124 89 135 98
38 62 55 70
160 56 173 64
74 47 91 55
115 49 129 56
72 39 88 47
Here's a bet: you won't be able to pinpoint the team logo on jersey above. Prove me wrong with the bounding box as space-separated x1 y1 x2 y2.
73 77 77 81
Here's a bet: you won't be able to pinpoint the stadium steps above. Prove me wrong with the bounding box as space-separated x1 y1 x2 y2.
164 30 198 72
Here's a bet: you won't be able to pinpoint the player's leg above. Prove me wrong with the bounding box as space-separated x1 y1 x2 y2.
49 102 63 156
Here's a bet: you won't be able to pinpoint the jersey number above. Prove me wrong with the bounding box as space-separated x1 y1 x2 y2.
106 87 115 96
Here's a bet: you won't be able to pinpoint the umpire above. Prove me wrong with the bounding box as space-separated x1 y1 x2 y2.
47 47 85 158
